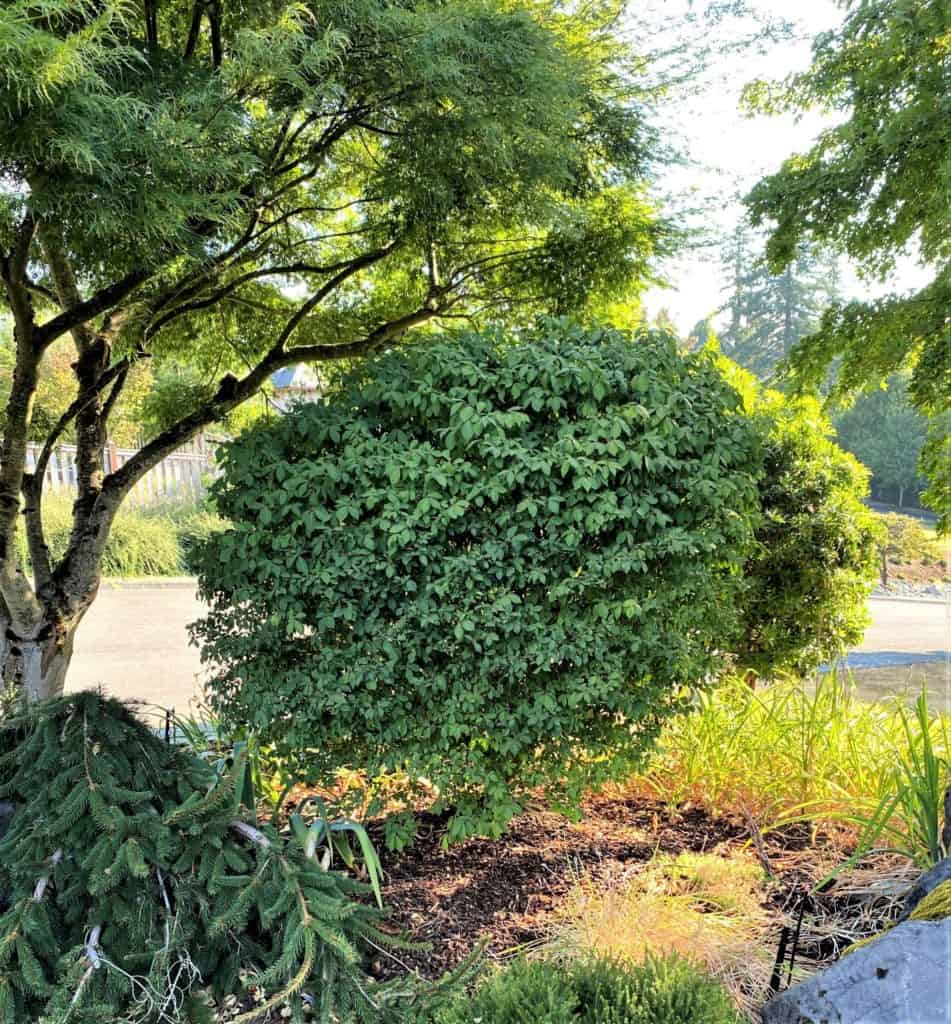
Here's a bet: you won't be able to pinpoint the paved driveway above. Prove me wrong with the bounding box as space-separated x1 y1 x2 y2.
67 586 949 714
67 581 207 715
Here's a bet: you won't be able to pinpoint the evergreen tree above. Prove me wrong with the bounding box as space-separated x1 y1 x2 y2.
719 235 837 378
0 693 440 1024
834 376 929 509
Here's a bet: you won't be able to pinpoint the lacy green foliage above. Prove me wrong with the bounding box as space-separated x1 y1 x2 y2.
0 693 423 1024
14 497 225 577
721 360 879 676
743 0 950 529
193 322 761 841
0 0 665 335
431 955 741 1024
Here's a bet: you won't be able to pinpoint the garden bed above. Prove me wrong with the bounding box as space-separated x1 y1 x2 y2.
368 794 849 984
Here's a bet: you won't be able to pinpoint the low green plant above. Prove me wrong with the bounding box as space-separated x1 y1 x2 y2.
0 692 433 1024
14 496 226 577
835 691 951 871
433 954 742 1024
640 673 951 851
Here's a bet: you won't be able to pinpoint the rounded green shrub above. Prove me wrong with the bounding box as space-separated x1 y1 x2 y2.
193 322 761 839
431 955 742 1024
721 361 880 676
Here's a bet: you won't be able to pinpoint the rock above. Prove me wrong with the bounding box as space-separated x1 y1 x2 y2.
899 854 951 923
762 920 951 1023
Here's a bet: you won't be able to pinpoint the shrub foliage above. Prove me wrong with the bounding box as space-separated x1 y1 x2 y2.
432 954 742 1024
194 322 761 839
723 362 880 676
0 693 421 1024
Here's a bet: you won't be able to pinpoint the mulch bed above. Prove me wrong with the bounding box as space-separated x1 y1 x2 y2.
366 793 839 981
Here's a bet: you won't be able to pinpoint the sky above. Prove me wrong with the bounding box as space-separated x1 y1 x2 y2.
639 0 932 335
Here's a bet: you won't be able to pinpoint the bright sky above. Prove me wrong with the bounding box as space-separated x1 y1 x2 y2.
641 0 932 335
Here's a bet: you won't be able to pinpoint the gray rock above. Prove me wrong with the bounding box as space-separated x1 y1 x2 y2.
762 920 951 1023
899 854 951 923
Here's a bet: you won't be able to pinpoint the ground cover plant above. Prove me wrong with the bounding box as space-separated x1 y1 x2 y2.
0 692 437 1024
431 954 742 1024
194 321 764 842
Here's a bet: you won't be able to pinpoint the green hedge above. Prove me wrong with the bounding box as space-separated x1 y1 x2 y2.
194 321 762 841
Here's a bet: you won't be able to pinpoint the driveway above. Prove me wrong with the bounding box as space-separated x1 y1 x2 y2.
67 586 950 714
67 580 207 716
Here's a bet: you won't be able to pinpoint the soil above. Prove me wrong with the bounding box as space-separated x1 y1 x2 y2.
365 794 845 982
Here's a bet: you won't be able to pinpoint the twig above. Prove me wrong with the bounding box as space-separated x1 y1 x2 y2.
32 849 63 901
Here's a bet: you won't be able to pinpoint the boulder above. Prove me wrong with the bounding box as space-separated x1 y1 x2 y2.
761 920 951 1023
898 854 951 922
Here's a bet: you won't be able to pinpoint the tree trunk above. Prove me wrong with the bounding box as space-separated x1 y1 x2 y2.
1 618 77 702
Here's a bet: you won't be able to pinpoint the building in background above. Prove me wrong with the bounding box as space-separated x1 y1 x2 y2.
269 364 323 412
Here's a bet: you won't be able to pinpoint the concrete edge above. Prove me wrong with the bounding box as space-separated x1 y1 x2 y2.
99 577 198 590
870 594 951 607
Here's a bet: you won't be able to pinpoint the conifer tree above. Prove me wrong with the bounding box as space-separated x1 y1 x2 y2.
0 692 435 1024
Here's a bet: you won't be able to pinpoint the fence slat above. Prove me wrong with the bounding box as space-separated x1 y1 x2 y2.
24 441 216 505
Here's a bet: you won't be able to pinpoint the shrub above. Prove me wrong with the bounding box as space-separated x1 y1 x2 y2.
193 322 762 840
638 673 951 855
15 496 226 577
0 693 427 1024
723 362 880 677
873 511 943 585
433 955 741 1024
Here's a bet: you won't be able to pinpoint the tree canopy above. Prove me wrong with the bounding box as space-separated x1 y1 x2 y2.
719 229 840 379
744 0 950 528
0 0 668 700
834 376 929 509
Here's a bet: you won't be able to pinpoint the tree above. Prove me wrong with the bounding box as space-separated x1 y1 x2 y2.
833 376 929 509
192 323 763 841
719 229 839 378
744 0 951 528
0 1 667 701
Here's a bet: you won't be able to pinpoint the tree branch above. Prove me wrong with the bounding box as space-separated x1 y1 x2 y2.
20 474 52 597
35 270 149 352
183 0 203 59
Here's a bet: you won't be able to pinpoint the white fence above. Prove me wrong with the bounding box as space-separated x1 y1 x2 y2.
25 435 217 507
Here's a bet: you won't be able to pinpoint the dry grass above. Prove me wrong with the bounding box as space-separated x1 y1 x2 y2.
544 850 777 1018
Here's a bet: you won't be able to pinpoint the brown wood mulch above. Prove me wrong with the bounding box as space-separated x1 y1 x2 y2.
366 793 832 981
